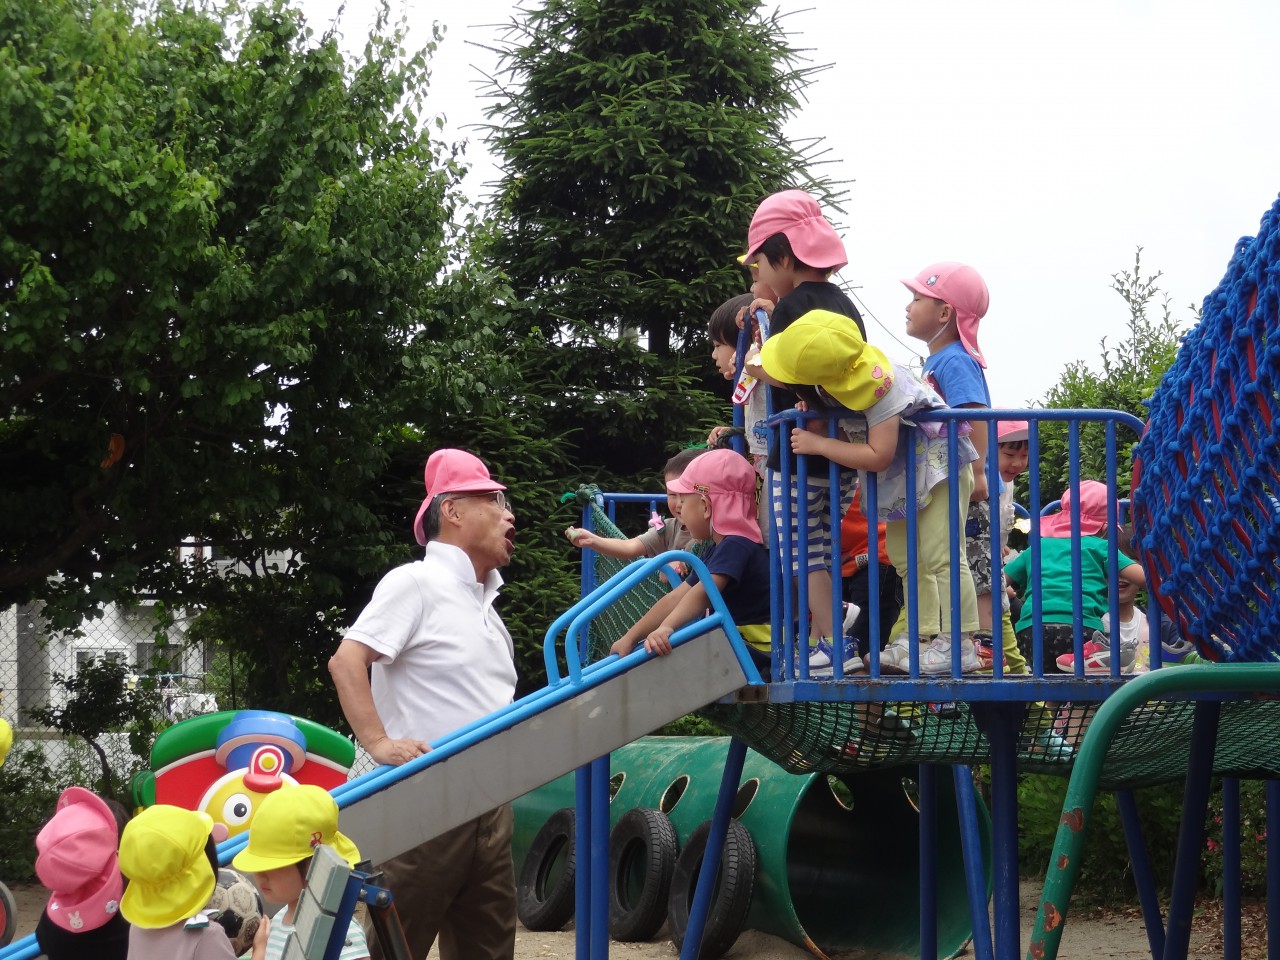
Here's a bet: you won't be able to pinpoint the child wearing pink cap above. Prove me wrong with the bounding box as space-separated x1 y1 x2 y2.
609 449 772 677
564 448 702 564
903 262 994 669
1003 480 1146 665
34 786 130 960
742 189 863 654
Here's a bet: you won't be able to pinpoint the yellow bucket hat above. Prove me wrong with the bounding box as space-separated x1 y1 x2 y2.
759 309 894 411
231 784 360 873
119 805 217 928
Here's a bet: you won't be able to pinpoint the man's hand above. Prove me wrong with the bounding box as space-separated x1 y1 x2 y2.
366 735 431 767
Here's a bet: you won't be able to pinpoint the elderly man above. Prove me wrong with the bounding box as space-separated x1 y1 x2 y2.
329 448 518 960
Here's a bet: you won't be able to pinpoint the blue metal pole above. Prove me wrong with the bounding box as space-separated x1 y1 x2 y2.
680 738 748 960
590 754 611 960
1163 701 1221 960
987 706 1020 959
1222 777 1241 960
951 765 994 960
918 764 938 960
575 764 593 960
1115 788 1165 959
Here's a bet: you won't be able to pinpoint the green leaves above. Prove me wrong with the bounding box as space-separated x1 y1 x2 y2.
0 0 512 708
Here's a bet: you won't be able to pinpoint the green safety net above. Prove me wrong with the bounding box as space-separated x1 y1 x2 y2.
704 685 1280 784
567 486 706 664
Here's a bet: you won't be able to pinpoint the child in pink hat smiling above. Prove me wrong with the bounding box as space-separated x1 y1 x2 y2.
34 786 130 960
609 449 772 677
742 189 864 659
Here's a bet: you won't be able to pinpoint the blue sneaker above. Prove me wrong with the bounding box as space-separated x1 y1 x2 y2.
809 635 863 676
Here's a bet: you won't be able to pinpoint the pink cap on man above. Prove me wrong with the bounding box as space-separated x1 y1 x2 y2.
901 262 989 367
35 787 124 933
412 449 506 546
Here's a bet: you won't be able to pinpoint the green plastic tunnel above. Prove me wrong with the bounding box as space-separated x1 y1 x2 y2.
513 736 990 958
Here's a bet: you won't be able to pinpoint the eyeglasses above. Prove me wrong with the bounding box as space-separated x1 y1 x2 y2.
447 491 510 512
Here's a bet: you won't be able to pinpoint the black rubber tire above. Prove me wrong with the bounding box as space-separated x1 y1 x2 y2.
0 881 15 947
608 807 679 941
667 819 756 959
516 807 576 932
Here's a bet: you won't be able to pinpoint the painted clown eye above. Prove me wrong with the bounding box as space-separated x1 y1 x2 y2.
221 793 253 827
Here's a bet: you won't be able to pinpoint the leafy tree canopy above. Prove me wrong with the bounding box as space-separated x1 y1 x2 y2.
0 0 520 711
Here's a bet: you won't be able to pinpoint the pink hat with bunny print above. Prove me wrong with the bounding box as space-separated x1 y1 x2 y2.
902 262 989 367
35 787 124 933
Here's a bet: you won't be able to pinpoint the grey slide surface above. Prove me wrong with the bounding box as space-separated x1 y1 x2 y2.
341 627 750 866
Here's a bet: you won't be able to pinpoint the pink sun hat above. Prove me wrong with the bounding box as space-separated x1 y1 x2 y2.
1039 479 1112 538
35 786 125 933
997 419 1030 444
901 262 989 367
745 190 848 272
667 449 763 544
412 449 506 546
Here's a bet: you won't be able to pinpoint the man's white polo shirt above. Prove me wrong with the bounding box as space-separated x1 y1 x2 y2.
346 541 517 743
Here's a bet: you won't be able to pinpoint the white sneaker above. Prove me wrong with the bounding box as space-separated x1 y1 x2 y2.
878 635 916 674
919 634 981 675
842 601 862 635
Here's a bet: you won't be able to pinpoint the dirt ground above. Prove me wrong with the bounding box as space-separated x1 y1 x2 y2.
6 881 1245 958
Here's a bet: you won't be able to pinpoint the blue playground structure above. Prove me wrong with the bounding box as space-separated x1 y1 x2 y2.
4 195 1280 960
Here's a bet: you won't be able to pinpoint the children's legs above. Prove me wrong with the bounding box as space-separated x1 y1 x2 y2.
1000 605 1028 674
919 466 978 637
967 500 994 631
885 519 931 639
769 472 843 641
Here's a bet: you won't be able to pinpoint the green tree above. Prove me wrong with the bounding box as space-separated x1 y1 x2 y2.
1 0 518 710
479 0 844 482
26 656 163 801
1035 249 1192 497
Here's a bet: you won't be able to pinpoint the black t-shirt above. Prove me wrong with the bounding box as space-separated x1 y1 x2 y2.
686 535 771 627
766 281 866 472
36 908 130 960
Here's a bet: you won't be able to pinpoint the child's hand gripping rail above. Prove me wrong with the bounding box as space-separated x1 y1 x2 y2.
732 308 770 406
543 549 764 687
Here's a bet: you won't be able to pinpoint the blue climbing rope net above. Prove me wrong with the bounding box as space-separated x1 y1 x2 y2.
1132 194 1280 663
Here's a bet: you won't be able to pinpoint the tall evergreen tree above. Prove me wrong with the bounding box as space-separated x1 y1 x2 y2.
479 0 842 479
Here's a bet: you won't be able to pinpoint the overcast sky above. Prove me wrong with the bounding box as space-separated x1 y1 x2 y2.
300 0 1280 406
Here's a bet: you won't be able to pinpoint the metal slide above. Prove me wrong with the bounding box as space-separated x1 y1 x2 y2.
335 620 752 866
237 549 761 865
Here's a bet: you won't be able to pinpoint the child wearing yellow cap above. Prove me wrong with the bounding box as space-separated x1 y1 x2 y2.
752 309 983 675
119 805 268 959
233 784 369 960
